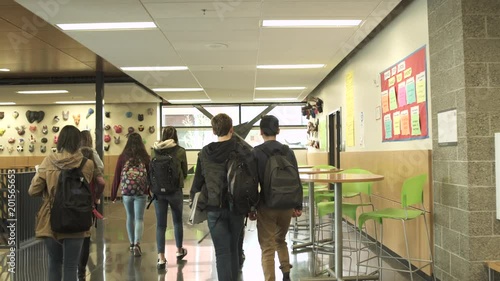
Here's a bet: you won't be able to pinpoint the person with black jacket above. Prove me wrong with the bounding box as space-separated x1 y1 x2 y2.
253 115 303 281
152 126 188 270
190 113 255 281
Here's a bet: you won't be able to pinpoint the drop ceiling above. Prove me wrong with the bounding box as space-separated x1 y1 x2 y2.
4 0 401 104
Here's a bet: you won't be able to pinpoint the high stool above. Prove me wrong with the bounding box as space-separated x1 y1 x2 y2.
358 174 436 281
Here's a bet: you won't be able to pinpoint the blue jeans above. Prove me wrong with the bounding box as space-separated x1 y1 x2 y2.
154 190 184 253
207 209 244 281
44 237 84 281
122 195 147 244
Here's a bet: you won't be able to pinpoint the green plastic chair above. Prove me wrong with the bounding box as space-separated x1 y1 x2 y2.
357 174 435 281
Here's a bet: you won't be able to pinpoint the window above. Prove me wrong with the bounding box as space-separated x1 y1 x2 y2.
162 104 307 149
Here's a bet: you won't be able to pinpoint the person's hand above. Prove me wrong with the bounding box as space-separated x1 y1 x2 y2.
94 199 101 205
188 199 193 209
292 209 302 218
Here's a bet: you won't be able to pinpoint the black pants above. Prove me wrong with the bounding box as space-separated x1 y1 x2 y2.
78 237 91 278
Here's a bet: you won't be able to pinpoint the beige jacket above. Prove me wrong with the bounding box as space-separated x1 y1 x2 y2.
29 150 94 240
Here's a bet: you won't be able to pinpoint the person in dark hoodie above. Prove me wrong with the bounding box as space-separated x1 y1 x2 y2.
29 125 94 281
152 126 188 270
190 113 254 281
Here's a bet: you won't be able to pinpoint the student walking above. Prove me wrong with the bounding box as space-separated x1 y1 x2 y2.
190 113 256 281
151 126 188 269
253 115 303 281
111 133 150 257
29 125 95 281
78 131 105 281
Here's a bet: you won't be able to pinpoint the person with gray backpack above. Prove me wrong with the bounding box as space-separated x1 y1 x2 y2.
253 115 303 281
150 126 188 270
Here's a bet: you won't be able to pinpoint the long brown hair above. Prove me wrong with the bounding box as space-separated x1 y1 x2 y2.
80 130 93 148
121 133 150 166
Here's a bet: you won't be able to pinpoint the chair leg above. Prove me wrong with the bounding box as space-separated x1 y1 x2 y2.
402 220 414 281
423 215 437 281
378 223 384 281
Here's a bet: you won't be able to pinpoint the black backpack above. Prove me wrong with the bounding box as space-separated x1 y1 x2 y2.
150 149 180 196
261 145 303 209
227 146 259 215
50 158 93 233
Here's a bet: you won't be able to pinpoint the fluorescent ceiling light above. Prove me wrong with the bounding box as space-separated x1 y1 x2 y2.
254 98 297 101
57 22 156 31
168 99 211 103
55 101 95 104
262 20 362 28
153 88 204 92
255 87 306 91
0 68 10 72
120 66 188 71
257 64 325 69
17 90 69 94
0 102 16 105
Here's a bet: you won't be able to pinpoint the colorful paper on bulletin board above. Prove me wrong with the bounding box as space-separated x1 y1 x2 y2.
381 90 389 113
345 71 355 147
318 116 327 151
379 46 428 142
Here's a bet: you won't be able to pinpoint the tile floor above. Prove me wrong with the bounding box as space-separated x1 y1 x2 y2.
1 200 432 281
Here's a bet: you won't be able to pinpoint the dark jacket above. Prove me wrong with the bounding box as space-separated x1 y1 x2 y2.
190 137 254 211
152 139 188 190
253 140 302 210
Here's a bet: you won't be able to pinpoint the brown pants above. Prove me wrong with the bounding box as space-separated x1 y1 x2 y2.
257 205 293 281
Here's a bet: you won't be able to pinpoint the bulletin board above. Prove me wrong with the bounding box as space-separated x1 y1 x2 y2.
380 46 428 142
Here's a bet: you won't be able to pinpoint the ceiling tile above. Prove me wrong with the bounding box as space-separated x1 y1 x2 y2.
177 50 258 65
144 2 262 18
192 71 255 89
261 1 380 17
130 71 201 88
165 30 259 42
155 17 260 31
157 91 209 101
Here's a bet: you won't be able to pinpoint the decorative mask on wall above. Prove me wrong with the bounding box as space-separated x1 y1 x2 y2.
105 111 110 118
29 144 34 153
52 126 59 133
73 114 80 126
53 135 58 144
127 127 135 134
53 116 60 123
62 111 69 121
51 147 57 153
18 138 24 146
86 108 94 119
0 128 5 136
7 147 14 153
29 125 36 133
138 114 144 122
104 124 111 130
30 135 36 144
104 134 111 143
125 111 133 118
26 110 45 123
148 126 155 134
0 145 4 151
147 108 154 115
40 145 46 153
114 136 121 144
104 144 110 151
0 112 4 119
41 137 48 143
16 145 23 152
12 111 19 119
15 126 25 135
8 137 15 144
138 125 144 132
42 125 48 135
113 125 123 134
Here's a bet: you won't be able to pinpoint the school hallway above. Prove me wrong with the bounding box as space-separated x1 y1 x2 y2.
6 201 429 281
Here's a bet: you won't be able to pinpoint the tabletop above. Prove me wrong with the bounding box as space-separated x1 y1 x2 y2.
298 168 343 174
300 173 384 183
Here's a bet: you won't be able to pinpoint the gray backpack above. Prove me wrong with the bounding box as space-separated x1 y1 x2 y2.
261 145 302 209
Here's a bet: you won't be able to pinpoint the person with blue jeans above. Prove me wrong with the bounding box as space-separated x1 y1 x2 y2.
29 125 95 281
152 126 188 269
190 113 255 281
111 133 151 257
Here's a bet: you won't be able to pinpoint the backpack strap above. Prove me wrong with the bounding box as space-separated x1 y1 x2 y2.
79 157 88 170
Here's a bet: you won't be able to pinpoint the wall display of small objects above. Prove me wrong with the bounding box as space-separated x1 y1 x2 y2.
302 97 323 149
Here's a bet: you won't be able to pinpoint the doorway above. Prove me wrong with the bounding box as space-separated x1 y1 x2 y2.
328 109 341 168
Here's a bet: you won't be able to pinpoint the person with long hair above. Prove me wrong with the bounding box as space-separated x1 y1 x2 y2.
29 125 95 281
152 126 188 270
78 131 106 281
111 133 151 257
